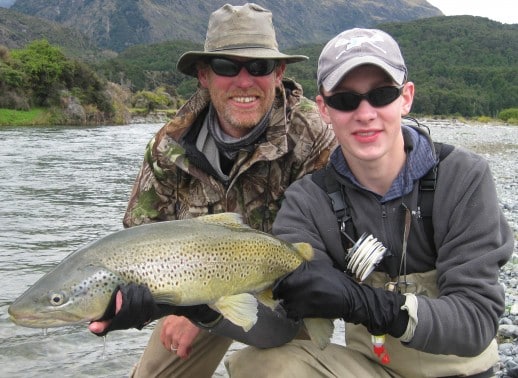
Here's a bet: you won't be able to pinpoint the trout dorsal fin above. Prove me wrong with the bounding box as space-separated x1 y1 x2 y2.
195 213 251 229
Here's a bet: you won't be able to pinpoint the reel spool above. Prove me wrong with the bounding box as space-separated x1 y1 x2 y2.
345 232 387 282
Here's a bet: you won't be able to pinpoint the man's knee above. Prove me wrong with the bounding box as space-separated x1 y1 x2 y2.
226 346 296 377
225 341 394 378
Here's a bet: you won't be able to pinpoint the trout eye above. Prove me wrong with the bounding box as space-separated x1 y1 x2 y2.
49 292 67 306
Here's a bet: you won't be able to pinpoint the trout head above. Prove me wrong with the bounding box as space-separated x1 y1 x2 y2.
8 260 124 328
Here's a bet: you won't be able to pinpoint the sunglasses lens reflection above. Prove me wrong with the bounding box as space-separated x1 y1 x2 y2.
324 86 403 111
210 58 277 77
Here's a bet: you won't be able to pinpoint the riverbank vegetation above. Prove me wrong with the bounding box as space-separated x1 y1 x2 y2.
0 16 517 126
0 108 52 125
0 40 119 125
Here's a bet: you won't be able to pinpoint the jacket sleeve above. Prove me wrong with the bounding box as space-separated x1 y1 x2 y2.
204 303 302 348
406 148 514 356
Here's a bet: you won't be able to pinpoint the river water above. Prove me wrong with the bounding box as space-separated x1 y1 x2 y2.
0 121 516 377
0 123 162 377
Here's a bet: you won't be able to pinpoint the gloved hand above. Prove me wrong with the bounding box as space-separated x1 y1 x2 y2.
272 260 409 337
91 283 220 337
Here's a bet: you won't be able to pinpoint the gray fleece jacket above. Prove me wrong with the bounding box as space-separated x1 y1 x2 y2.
272 124 513 358
206 124 512 364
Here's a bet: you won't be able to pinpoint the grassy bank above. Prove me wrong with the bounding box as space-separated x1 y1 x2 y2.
2 107 516 127
0 108 54 126
0 107 177 126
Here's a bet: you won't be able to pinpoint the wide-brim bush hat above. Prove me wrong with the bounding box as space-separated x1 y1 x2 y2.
177 3 308 77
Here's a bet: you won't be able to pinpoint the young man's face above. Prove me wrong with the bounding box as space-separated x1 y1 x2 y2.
198 58 286 138
316 64 414 165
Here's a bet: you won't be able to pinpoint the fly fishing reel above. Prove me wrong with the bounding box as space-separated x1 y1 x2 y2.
345 232 387 282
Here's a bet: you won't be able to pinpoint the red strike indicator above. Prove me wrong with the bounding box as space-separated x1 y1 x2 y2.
371 335 390 364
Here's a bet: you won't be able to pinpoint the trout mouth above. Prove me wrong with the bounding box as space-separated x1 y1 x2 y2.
8 306 89 328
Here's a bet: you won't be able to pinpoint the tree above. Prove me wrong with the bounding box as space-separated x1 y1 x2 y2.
10 39 70 106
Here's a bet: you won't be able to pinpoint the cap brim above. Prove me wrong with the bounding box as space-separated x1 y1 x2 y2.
177 49 308 77
321 56 406 91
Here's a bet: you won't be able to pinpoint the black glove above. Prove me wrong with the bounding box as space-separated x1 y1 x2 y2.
272 260 409 337
92 283 220 336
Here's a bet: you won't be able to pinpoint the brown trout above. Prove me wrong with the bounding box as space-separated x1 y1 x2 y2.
9 213 332 348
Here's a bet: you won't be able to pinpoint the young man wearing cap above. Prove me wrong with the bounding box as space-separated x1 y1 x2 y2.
225 28 513 377
87 3 336 377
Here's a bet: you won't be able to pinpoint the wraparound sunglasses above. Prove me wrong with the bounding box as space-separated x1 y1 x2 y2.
209 58 277 77
323 85 404 111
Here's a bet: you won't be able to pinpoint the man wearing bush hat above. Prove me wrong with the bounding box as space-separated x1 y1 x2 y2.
176 3 307 76
87 3 336 377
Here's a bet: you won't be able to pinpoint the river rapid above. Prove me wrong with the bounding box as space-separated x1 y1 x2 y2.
0 120 516 377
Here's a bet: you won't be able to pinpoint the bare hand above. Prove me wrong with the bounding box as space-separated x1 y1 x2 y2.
160 315 201 359
88 291 123 334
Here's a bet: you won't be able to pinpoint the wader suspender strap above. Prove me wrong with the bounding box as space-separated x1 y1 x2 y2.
323 167 356 250
418 142 454 249
312 141 454 273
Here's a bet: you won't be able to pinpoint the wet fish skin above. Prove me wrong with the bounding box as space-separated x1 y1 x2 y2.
8 213 332 348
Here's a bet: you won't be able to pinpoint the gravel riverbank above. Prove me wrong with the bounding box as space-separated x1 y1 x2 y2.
424 119 518 378
215 119 518 377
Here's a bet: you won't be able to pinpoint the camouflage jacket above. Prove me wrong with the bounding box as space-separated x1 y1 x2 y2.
123 78 336 232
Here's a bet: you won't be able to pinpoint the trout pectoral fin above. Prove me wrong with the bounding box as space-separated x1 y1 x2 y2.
213 293 258 332
303 318 334 350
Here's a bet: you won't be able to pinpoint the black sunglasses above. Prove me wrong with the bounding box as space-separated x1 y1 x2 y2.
322 85 404 111
209 58 277 77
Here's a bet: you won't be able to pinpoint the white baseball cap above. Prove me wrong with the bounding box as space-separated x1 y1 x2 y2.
317 28 407 91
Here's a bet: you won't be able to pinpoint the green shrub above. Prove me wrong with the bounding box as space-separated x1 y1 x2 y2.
475 116 493 123
131 87 173 112
498 108 518 122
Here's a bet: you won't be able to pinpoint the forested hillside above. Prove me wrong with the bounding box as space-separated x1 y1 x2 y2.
385 16 517 116
284 16 518 116
97 15 518 118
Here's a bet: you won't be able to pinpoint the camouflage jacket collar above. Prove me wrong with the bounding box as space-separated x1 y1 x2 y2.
153 79 303 177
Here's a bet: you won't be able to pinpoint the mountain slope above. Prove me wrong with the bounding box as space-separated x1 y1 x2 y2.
0 8 99 59
10 0 442 51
